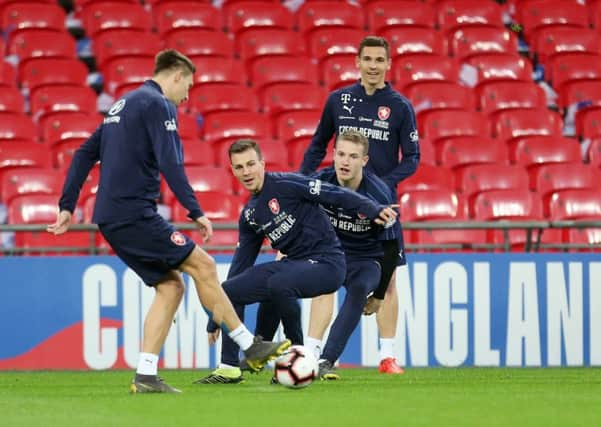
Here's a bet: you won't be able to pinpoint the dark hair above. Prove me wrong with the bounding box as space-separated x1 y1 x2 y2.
358 36 390 60
336 129 369 155
228 139 263 161
153 49 196 75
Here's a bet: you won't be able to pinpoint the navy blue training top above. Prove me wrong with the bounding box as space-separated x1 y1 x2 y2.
314 167 396 261
228 172 387 278
300 81 420 190
59 80 203 223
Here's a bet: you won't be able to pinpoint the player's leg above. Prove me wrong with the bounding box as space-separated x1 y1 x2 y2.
376 270 404 374
305 293 335 360
255 301 281 341
266 256 346 347
320 261 380 380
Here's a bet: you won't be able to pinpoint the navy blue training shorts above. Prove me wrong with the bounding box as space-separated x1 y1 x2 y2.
98 213 196 286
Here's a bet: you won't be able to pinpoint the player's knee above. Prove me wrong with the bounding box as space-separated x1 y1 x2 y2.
348 282 373 299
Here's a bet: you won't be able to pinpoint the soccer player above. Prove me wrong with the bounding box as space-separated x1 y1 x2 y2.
195 139 397 384
300 35 420 374
46 50 290 393
308 130 399 380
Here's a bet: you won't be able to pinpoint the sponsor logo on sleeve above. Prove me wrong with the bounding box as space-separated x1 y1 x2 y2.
309 179 322 195
410 130 419 142
104 99 126 124
164 118 177 131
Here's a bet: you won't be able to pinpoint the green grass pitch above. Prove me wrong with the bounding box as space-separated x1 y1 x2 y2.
1 368 600 427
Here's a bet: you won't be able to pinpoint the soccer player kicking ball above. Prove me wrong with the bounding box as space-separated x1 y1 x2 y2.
195 139 397 384
47 50 290 393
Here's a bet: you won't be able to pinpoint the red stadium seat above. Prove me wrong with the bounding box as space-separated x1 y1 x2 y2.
18 57 88 92
40 111 101 146
164 166 235 207
320 54 361 91
93 29 161 70
0 112 36 140
249 56 318 91
223 1 293 35
400 189 464 221
532 163 597 197
509 136 582 172
259 82 325 121
447 27 518 60
516 0 588 42
579 108 601 140
366 0 435 33
102 56 154 95
491 108 563 142
0 167 62 205
51 138 86 170
190 57 246 85
306 27 365 63
476 80 547 118
405 81 475 120
0 141 52 183
154 1 221 36
81 1 151 37
397 163 455 194
250 140 289 170
532 27 601 68
417 137 436 165
0 86 25 113
1 2 66 33
587 138 601 168
548 189 601 220
7 29 76 63
548 53 601 92
557 80 601 125
189 83 257 116
0 60 17 87
392 54 461 91
237 28 305 69
273 110 321 143
164 28 234 60
296 1 364 34
591 0 601 30
171 191 242 222
8 194 92 255
455 164 529 200
288 136 334 170
436 0 504 33
472 189 544 249
464 53 533 87
380 27 446 59
436 136 508 170
30 85 97 122
419 110 487 144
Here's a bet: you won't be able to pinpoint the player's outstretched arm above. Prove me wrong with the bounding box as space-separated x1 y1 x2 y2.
46 210 73 235
374 205 398 225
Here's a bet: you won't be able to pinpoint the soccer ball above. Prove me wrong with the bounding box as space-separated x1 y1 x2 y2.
274 345 318 389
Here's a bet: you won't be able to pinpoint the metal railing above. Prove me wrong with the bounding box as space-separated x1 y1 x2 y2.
1 220 600 255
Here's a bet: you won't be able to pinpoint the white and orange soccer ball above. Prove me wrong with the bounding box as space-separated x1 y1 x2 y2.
273 345 318 389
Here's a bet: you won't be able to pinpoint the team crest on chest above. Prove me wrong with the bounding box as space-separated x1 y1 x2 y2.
378 106 391 120
268 198 280 214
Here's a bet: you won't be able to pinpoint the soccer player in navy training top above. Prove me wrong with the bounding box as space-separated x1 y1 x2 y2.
47 50 290 393
300 36 420 374
307 130 400 380
196 139 397 384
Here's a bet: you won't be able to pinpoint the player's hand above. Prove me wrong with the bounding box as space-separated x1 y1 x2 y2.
363 296 383 315
195 215 213 243
275 251 287 261
208 329 221 345
46 210 72 235
374 205 398 226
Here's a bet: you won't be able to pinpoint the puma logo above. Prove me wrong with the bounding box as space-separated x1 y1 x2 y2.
343 105 354 115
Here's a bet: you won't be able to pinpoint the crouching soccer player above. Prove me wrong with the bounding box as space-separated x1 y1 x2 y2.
195 139 397 384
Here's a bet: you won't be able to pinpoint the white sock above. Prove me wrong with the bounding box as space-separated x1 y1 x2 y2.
136 352 158 376
379 338 395 361
218 362 237 370
305 336 322 360
228 324 254 351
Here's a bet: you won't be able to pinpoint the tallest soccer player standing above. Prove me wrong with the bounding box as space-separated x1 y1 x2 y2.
47 49 290 393
301 36 420 373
